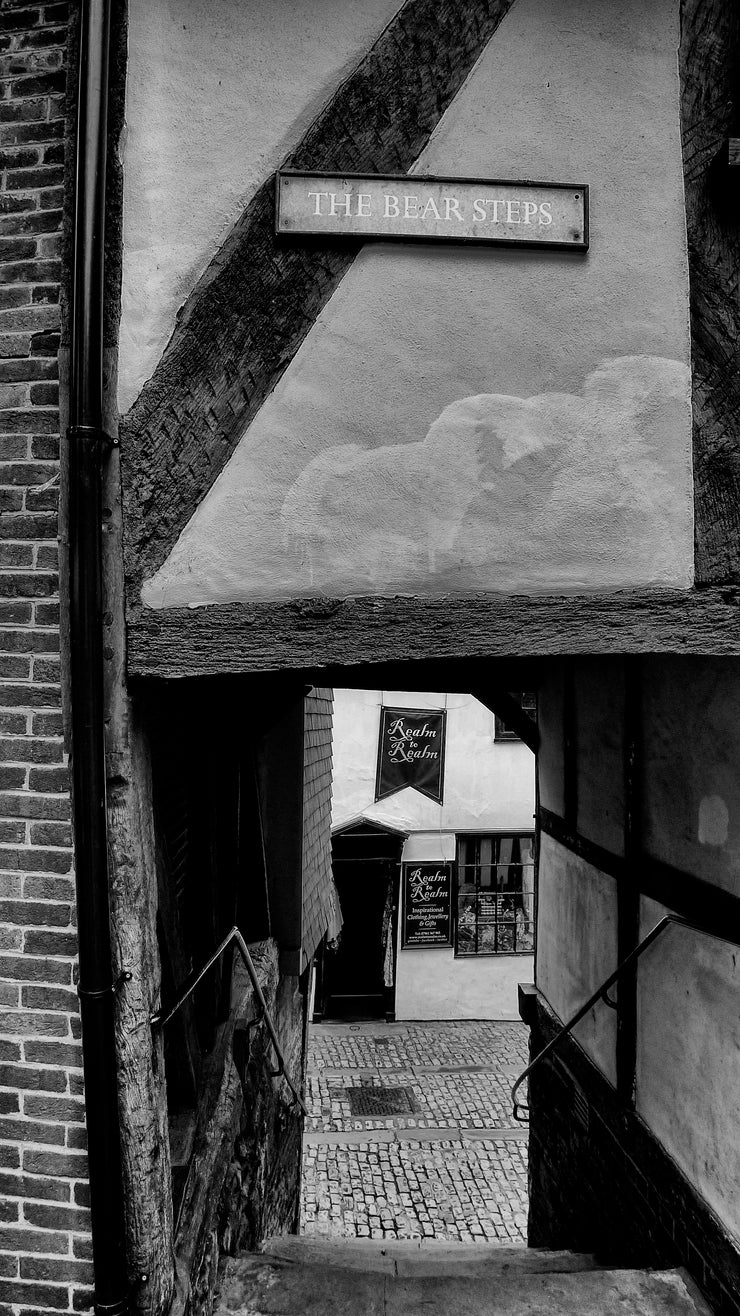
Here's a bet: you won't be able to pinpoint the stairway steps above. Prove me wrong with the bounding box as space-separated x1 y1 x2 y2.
261 1236 602 1275
217 1237 713 1315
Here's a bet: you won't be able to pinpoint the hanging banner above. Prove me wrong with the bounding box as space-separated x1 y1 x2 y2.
402 863 453 948
375 707 446 804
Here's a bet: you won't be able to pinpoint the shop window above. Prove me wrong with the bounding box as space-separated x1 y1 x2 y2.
455 833 535 955
494 692 537 741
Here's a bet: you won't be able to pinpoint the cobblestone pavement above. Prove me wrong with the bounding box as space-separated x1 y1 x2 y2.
300 1021 530 1243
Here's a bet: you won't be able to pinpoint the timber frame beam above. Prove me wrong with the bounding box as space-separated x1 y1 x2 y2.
126 586 740 680
681 0 740 584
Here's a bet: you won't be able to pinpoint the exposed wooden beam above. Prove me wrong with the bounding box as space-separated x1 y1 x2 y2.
617 657 641 1106
126 586 740 680
467 687 539 752
539 807 624 883
681 0 740 583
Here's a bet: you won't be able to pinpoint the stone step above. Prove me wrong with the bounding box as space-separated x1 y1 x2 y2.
260 1236 603 1274
217 1239 713 1315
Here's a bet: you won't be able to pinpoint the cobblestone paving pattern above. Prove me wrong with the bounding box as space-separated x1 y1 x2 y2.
306 1067 519 1131
310 1020 527 1071
300 1022 530 1243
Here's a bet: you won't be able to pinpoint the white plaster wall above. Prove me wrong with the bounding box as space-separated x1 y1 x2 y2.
118 0 403 410
642 658 740 895
402 833 457 865
536 832 618 1085
395 942 532 1021
143 0 693 607
331 690 535 835
637 897 740 1245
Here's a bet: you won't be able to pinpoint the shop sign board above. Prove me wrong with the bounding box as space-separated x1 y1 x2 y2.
276 170 588 249
375 706 446 803
402 863 453 948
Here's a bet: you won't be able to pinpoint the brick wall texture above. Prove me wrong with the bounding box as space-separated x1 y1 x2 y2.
302 688 334 965
0 4 94 1314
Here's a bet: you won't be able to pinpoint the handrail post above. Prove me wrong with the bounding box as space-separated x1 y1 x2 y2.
151 927 307 1115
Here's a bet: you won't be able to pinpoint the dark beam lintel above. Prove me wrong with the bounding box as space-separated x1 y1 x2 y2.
126 587 740 680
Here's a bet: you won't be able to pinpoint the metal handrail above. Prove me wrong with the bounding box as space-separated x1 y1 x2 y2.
151 925 307 1115
511 911 730 1121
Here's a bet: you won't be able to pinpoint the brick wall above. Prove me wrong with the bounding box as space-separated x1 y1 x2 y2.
302 688 333 965
0 4 93 1314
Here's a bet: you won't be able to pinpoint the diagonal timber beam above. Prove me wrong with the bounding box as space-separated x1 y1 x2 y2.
120 0 516 600
467 687 539 752
680 0 740 582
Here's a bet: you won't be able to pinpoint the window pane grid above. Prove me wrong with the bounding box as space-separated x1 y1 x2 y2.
455 834 535 956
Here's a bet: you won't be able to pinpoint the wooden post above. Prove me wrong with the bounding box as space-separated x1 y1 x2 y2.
102 369 176 1315
681 0 740 582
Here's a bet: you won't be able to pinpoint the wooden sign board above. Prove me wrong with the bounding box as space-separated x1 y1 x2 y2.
402 863 453 948
276 170 588 250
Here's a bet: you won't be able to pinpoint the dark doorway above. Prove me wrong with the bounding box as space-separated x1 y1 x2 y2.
317 821 405 1020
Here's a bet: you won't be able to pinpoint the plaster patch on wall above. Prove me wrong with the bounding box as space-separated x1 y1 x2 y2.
279 356 692 594
142 355 692 605
697 795 729 848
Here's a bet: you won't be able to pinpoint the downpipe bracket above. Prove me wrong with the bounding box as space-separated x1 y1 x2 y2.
67 423 119 448
78 971 132 1002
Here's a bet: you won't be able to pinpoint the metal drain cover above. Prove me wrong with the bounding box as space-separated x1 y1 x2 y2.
345 1085 418 1116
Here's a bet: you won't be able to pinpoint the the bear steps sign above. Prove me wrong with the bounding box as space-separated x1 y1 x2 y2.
276 171 588 250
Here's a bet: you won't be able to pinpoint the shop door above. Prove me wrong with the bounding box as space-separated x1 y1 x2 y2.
320 824 404 1020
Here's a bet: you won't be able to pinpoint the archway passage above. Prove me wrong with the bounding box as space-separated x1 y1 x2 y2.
301 688 534 1244
316 821 405 1020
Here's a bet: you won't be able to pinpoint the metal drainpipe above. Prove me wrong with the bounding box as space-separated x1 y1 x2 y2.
68 2 129 1312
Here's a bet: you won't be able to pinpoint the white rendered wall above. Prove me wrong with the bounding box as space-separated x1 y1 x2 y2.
140 0 694 607
536 831 618 1086
331 690 535 835
395 941 531 1021
637 897 740 1247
